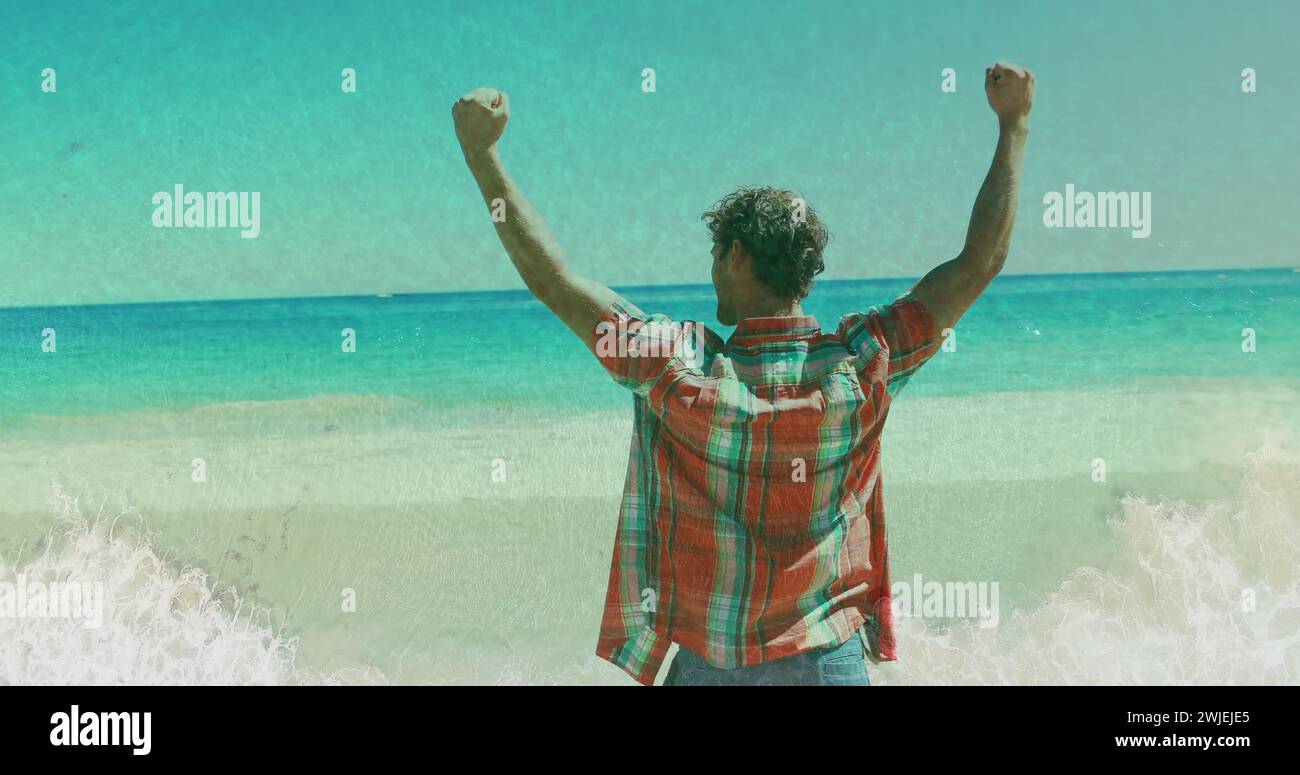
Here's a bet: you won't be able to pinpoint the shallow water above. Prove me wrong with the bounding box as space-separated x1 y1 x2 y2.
1 372 1296 684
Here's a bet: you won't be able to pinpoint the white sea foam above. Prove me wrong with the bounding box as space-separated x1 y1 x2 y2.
363 440 1300 686
4 439 1296 685
876 439 1300 685
0 487 384 686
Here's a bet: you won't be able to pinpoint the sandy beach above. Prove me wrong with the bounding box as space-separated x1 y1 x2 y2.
2 375 1296 684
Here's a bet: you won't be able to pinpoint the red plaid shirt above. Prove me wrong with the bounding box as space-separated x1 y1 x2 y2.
591 291 941 685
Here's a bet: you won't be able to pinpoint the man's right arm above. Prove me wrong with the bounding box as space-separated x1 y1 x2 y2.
910 61 1035 336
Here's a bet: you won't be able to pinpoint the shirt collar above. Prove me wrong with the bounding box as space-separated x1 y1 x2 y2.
726 315 822 347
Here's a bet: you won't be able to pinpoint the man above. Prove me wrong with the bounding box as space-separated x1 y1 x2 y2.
453 61 1034 686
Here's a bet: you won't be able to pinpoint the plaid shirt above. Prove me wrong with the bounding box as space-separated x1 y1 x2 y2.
591 291 941 685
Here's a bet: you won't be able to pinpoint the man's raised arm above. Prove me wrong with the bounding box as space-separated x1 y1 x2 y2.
911 61 1035 335
452 87 626 349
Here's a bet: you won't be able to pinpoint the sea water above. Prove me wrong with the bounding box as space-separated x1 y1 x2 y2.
1 270 1297 684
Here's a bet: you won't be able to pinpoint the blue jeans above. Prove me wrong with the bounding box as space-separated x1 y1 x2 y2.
663 632 871 686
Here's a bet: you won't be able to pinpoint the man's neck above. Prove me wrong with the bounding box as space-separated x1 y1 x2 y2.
735 300 805 321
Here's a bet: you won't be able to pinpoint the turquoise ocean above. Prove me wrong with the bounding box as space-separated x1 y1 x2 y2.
2 271 1298 685
3 269 1298 420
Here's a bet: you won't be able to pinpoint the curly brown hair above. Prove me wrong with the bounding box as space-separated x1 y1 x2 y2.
701 186 829 301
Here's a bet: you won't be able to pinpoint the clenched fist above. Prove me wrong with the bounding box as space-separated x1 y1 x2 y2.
985 62 1035 125
452 87 509 154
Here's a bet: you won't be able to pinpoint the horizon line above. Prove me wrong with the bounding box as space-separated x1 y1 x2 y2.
2 266 1295 312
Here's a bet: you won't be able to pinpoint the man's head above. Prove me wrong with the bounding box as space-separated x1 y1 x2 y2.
702 186 829 326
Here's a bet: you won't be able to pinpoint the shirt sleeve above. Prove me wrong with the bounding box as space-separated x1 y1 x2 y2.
835 290 942 396
591 298 704 398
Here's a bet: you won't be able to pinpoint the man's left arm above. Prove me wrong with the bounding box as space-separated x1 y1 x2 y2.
453 87 628 352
